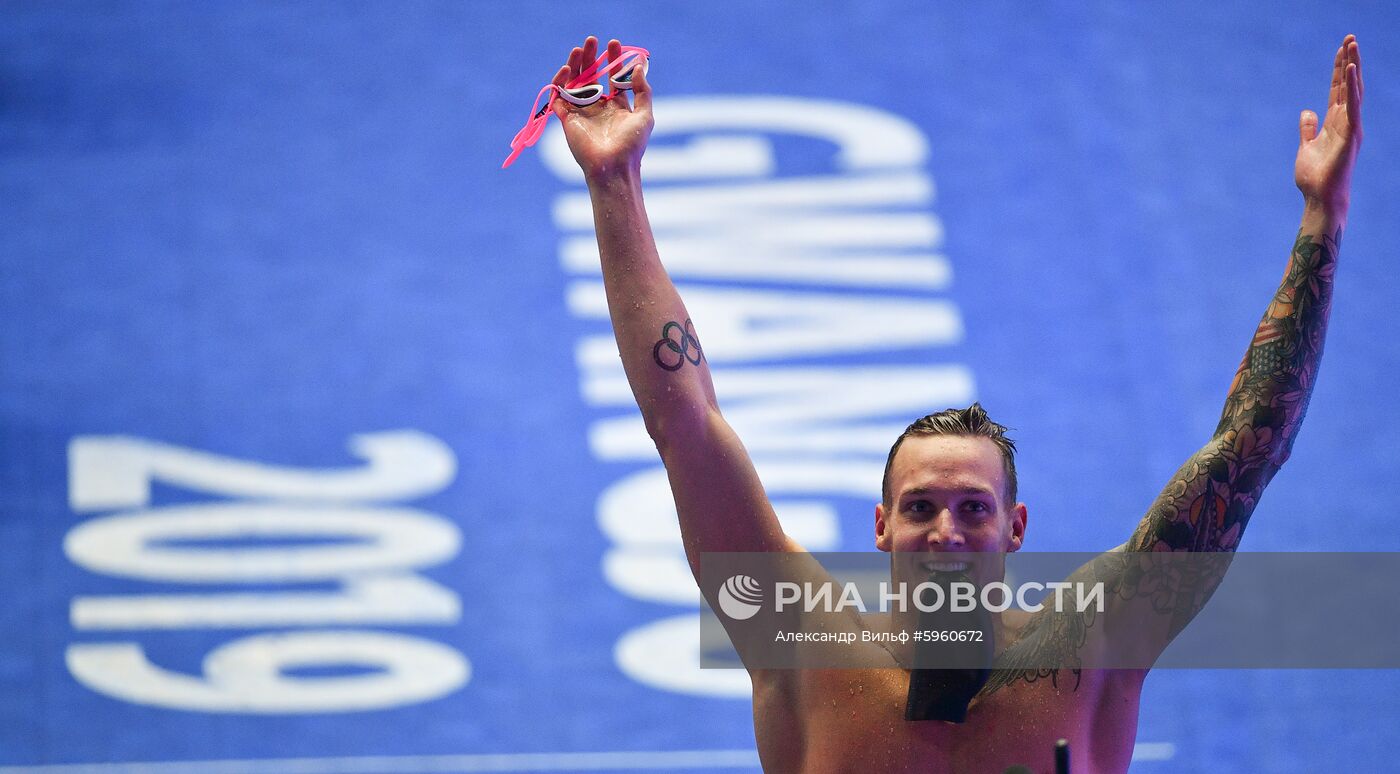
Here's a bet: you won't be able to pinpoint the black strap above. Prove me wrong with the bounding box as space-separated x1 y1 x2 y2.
904 570 994 722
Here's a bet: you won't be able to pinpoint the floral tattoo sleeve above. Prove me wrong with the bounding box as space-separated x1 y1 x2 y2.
1129 229 1340 554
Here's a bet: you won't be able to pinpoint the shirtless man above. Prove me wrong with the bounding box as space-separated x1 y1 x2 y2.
547 35 1364 773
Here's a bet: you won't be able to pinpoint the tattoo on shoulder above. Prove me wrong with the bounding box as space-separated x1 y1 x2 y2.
981 551 1230 696
652 318 705 371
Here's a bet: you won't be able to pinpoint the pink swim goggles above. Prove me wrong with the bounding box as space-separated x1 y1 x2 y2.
502 44 651 169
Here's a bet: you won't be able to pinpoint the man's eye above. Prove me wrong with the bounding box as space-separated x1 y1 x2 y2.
963 502 988 513
909 501 930 513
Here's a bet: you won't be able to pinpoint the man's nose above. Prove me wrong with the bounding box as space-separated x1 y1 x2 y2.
926 511 965 547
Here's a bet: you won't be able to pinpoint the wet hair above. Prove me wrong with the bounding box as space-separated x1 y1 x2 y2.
881 402 1018 508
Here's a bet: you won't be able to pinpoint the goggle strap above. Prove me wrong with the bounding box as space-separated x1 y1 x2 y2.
568 46 650 90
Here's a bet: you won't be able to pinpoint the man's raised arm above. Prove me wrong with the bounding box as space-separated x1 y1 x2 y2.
553 37 802 573
1127 35 1363 557
1038 38 1367 672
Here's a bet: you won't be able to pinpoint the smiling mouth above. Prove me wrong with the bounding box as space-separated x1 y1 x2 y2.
919 560 971 573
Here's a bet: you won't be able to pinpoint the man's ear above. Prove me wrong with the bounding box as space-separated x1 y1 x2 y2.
1007 502 1028 552
875 501 892 552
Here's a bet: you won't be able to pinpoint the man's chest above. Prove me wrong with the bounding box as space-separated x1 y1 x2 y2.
755 668 1139 774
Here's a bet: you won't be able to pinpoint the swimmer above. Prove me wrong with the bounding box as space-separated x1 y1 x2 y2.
544 34 1363 773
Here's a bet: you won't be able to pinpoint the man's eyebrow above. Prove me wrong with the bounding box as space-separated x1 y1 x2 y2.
900 485 996 498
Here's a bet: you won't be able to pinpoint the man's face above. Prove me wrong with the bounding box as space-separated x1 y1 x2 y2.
875 435 1027 579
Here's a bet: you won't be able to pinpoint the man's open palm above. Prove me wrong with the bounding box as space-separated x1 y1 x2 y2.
1296 35 1363 210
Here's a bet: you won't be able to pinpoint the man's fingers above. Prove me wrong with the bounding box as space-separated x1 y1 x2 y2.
1350 38 1363 100
630 53 652 112
606 39 625 98
548 65 571 118
581 36 599 82
567 46 583 82
1329 42 1346 107
1346 64 1362 132
1342 37 1362 138
1299 109 1318 145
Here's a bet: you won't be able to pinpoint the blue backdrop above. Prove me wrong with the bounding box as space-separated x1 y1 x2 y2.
2 2 1398 772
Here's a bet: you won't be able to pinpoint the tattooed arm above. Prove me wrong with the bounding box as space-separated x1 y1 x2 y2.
986 37 1363 695
1060 37 1368 671
1126 36 1363 557
1124 225 1343 555
553 37 802 575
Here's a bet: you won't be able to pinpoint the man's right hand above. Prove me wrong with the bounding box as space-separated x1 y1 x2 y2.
551 36 654 180
1295 35 1362 215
